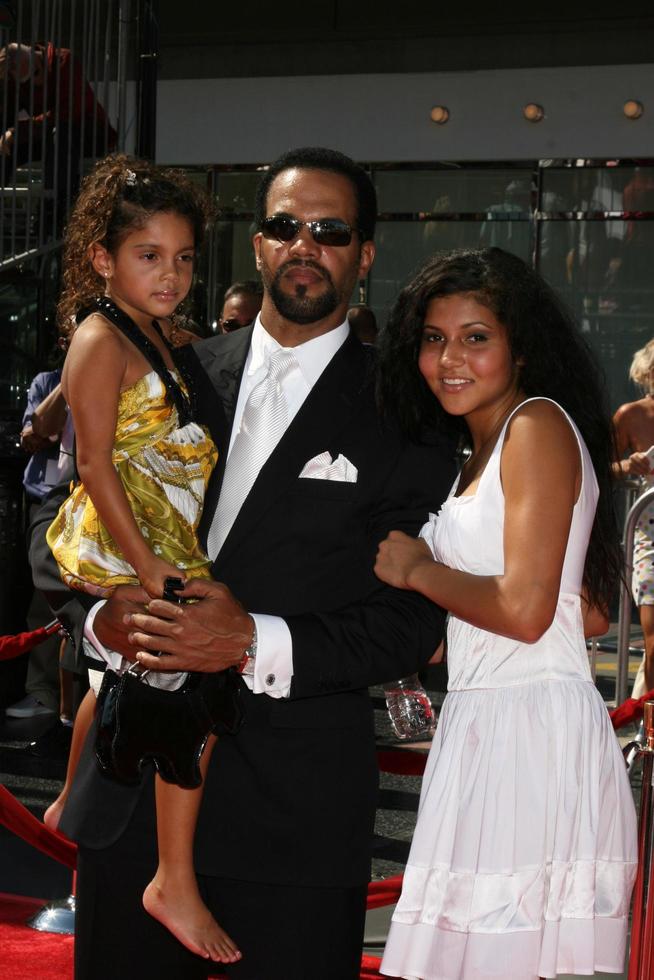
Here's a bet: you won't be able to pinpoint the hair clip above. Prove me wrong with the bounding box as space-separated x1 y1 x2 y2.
124 169 137 186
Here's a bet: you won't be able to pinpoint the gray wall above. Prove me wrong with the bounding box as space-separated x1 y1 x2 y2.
157 64 654 166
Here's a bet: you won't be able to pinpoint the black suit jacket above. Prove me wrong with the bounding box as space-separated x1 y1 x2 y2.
30 326 455 888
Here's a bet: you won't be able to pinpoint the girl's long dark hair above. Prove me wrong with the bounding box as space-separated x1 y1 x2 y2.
58 154 212 336
377 246 622 609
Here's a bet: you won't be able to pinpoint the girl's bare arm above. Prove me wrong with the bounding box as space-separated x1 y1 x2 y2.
375 400 581 643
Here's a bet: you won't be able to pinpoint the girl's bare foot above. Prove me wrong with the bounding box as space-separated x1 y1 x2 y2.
44 794 66 832
143 876 242 963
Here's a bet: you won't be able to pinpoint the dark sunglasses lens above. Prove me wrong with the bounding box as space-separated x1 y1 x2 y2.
312 221 352 246
262 216 298 242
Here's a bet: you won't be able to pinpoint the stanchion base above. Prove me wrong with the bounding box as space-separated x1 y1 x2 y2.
27 894 75 935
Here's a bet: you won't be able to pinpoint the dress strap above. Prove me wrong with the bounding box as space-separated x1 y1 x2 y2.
77 297 195 425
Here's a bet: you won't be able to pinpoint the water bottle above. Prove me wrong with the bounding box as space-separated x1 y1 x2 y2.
383 674 436 740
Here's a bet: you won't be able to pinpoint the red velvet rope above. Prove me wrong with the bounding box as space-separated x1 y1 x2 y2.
375 688 654 786
608 688 654 729
0 622 61 661
376 748 428 776
367 874 404 909
360 954 384 978
0 785 76 869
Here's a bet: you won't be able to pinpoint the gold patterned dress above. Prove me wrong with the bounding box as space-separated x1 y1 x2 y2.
47 369 218 598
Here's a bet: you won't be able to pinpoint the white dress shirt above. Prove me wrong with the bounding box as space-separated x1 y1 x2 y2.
84 315 350 700
225 315 350 698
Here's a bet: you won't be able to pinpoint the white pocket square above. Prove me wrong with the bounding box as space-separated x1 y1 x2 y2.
298 451 358 483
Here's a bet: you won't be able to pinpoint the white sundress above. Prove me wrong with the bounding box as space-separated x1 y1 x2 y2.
381 398 638 980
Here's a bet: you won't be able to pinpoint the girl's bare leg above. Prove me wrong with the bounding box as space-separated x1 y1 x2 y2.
59 638 74 724
44 687 96 831
142 735 241 963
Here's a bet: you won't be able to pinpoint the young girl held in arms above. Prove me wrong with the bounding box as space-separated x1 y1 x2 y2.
376 247 637 980
44 155 241 966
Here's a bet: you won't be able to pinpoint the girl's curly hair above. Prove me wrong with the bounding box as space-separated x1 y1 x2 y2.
57 154 213 336
377 246 623 610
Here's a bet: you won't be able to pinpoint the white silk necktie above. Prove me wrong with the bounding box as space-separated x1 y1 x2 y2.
207 348 298 559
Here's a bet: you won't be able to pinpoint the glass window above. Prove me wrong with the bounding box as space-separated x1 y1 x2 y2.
197 163 654 412
374 169 534 214
205 219 259 328
214 171 261 213
539 218 654 410
540 166 654 214
369 219 532 327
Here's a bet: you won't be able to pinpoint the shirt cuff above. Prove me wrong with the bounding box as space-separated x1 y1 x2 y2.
243 613 293 699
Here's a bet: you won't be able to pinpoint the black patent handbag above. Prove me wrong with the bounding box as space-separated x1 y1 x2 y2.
94 665 243 789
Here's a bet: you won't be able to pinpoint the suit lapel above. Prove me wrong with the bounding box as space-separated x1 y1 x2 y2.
214 332 370 566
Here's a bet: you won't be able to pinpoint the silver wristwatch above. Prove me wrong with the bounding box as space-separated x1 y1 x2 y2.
239 621 258 677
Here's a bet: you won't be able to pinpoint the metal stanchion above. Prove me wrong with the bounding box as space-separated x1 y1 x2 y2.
27 892 75 935
627 700 654 980
589 636 598 683
616 487 654 707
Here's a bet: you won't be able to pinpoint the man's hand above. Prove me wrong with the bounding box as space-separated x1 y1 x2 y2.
94 584 150 660
623 450 654 477
127 578 254 674
20 423 51 453
0 128 14 156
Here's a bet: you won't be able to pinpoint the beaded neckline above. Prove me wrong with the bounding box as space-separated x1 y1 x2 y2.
77 297 196 426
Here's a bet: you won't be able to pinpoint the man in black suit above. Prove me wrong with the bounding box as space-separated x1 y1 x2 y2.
30 147 454 980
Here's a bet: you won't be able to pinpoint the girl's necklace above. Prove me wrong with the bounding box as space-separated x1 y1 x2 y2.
77 297 197 426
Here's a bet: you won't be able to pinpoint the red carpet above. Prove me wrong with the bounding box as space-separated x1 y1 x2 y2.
0 893 232 979
0 892 381 978
0 893 73 979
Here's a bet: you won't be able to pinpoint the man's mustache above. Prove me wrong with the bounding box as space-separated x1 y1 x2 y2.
276 259 333 287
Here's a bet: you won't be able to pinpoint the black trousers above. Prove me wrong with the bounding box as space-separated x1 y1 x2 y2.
74 797 207 980
199 875 367 980
74 780 368 980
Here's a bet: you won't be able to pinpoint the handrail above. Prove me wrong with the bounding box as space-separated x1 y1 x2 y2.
616 486 654 705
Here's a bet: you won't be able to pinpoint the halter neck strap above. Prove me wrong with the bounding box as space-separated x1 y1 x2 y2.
77 297 195 425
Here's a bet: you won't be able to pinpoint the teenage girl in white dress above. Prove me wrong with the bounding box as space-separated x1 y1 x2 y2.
375 247 637 980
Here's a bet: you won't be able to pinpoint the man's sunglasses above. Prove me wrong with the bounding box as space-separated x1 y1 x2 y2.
260 215 356 248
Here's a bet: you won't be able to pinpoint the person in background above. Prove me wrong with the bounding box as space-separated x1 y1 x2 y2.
0 41 116 209
613 337 654 697
347 304 377 346
5 368 71 723
218 279 262 333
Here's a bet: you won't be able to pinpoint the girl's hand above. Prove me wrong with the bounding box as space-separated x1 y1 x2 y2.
374 531 433 590
137 556 187 599
619 451 652 477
